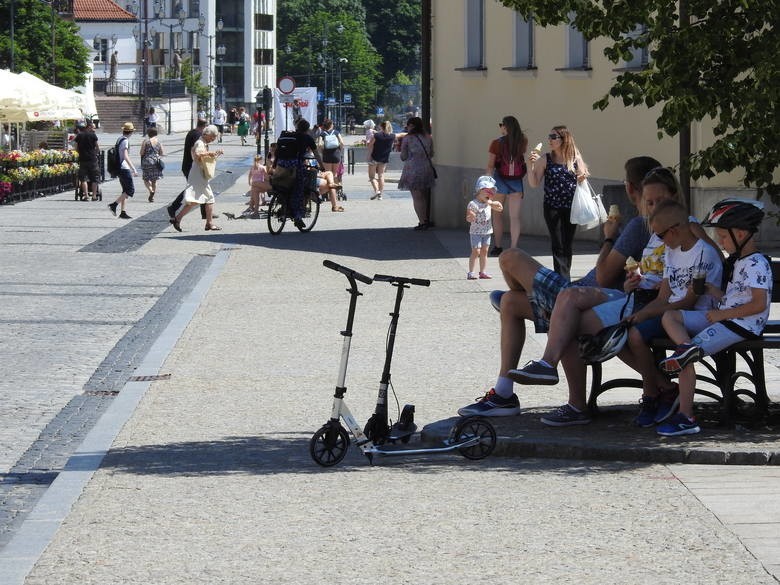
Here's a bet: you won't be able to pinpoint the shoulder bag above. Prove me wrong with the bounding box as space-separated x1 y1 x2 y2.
415 135 438 179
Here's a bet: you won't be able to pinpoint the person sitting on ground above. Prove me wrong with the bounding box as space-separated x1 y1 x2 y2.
503 167 719 427
466 176 503 280
457 156 662 418
657 199 770 436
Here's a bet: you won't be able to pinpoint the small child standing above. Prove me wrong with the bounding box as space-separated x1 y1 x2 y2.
658 199 771 436
466 176 503 280
247 154 271 215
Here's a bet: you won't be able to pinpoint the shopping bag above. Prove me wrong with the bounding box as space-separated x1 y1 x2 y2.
570 179 602 230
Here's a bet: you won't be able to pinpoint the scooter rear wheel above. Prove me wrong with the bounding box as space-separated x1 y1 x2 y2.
310 422 350 467
451 416 496 460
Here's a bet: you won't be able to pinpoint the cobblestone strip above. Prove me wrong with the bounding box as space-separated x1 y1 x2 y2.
0 254 212 551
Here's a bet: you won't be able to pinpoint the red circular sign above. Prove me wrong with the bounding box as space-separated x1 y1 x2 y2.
277 76 296 95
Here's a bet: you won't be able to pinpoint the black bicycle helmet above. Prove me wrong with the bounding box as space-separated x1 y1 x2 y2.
702 198 764 233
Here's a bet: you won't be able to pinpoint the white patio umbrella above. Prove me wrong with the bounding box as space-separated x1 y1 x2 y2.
0 69 83 122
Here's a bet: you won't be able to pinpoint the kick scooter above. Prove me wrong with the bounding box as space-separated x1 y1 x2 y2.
309 260 497 467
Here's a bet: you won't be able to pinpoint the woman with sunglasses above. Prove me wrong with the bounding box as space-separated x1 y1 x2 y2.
486 116 529 255
527 126 589 280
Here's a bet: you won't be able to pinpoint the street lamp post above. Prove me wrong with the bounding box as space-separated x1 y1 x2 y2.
337 57 348 130
165 6 186 135
216 18 225 107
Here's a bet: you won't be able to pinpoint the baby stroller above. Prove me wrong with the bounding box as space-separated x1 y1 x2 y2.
75 181 102 201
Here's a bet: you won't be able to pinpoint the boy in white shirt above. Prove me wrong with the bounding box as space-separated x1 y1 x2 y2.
658 199 770 436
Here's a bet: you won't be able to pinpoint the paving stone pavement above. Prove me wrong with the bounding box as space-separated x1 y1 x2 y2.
0 130 778 584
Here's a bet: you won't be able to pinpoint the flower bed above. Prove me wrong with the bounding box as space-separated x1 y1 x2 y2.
0 150 78 204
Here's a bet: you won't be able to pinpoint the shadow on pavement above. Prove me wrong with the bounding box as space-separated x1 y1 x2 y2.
89 433 658 477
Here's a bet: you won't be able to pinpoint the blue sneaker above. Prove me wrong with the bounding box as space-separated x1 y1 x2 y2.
457 388 521 417
540 403 591 427
634 395 659 428
659 343 703 374
507 360 559 385
489 290 505 312
654 386 680 423
657 413 700 436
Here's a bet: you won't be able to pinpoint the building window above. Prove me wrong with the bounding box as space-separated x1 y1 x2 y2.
254 48 274 66
513 13 535 69
255 13 273 31
464 0 484 68
566 12 590 69
621 25 649 69
189 0 200 18
93 38 108 63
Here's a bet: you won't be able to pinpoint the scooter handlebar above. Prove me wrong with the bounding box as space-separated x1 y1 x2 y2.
373 274 431 287
323 260 373 284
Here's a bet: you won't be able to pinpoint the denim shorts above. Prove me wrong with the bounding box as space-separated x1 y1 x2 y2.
493 173 524 195
118 169 135 197
470 233 491 249
681 311 746 355
635 315 665 342
592 293 633 327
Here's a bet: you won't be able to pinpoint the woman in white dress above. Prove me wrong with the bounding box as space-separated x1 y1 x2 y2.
171 125 224 231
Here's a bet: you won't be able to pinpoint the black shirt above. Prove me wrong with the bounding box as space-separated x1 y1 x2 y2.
371 132 396 164
74 131 99 165
182 127 202 176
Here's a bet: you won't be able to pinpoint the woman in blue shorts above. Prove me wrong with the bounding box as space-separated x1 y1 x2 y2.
486 115 528 256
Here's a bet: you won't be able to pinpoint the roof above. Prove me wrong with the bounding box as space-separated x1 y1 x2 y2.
74 0 137 22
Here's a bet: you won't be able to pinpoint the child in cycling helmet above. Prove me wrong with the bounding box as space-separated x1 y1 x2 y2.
466 176 504 280
657 198 770 436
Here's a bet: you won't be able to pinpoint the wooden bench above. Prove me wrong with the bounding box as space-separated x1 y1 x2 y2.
587 259 780 425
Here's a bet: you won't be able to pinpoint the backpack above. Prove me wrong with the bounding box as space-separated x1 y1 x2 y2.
323 130 339 150
106 136 125 178
275 131 301 160
496 137 526 179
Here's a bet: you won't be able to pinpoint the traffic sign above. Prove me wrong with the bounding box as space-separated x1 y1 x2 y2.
277 76 296 94
344 93 352 103
376 107 384 116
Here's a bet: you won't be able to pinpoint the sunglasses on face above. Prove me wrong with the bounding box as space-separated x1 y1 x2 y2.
548 133 562 140
656 222 680 239
498 122 504 127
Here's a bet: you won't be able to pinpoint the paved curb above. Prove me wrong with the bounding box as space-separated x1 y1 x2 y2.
422 406 780 466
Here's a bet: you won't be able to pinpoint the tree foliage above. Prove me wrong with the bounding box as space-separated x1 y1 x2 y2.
0 0 90 89
499 0 780 198
278 9 381 117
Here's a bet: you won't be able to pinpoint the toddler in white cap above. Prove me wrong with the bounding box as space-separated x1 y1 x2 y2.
466 176 504 279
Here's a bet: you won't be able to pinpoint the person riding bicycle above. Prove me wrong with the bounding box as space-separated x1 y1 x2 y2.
274 118 323 229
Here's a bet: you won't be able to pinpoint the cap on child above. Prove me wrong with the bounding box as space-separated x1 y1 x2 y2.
475 176 496 193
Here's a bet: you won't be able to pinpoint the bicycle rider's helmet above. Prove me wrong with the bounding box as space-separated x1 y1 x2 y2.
578 321 630 365
702 198 765 233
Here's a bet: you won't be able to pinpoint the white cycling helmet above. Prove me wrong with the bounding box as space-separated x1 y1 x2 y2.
578 321 630 364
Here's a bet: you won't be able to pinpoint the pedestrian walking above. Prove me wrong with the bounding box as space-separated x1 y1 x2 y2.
212 104 227 142
166 118 207 220
527 125 589 280
140 127 164 202
171 125 223 232
367 121 395 200
108 122 138 219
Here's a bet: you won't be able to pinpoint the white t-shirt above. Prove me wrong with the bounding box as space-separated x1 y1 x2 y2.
719 252 772 335
467 199 492 236
638 215 700 290
213 108 227 125
119 136 131 170
663 238 722 309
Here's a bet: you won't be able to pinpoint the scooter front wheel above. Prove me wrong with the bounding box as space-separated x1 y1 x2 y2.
451 416 496 460
310 422 350 467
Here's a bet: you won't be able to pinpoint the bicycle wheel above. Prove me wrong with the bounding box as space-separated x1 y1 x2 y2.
297 196 320 232
267 193 287 234
310 422 350 467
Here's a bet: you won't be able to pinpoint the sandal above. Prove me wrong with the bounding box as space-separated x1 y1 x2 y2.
205 224 222 231
171 219 182 232
331 206 345 212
